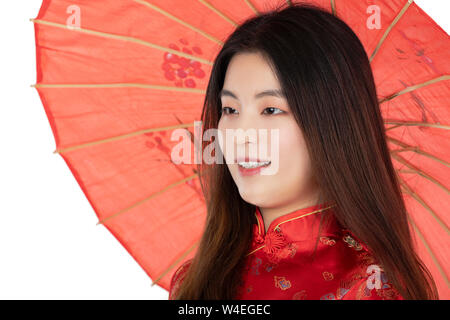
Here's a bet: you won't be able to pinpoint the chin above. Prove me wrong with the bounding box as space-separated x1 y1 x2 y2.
237 185 269 206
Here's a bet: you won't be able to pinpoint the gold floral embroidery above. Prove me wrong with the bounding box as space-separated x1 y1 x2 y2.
376 287 399 299
274 276 292 290
340 272 364 289
322 271 334 281
353 271 401 300
287 242 297 258
343 234 363 251
374 270 402 300
357 251 376 268
320 236 336 246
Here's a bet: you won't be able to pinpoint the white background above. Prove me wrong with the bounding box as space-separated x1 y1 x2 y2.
0 1 448 299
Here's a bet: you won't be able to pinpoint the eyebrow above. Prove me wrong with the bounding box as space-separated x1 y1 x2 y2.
219 89 285 100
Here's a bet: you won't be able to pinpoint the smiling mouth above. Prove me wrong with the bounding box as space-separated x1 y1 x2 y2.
237 161 271 169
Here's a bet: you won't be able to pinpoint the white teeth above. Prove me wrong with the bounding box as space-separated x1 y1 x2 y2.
238 161 271 169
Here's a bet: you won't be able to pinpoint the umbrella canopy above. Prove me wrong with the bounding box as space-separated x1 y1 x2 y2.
32 0 449 298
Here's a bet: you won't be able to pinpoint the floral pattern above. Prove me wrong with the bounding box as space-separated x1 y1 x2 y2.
274 276 292 291
169 205 404 300
161 38 206 88
233 204 404 300
342 234 363 251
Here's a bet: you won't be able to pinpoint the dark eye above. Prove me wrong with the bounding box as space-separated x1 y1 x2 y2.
221 107 238 115
263 107 284 115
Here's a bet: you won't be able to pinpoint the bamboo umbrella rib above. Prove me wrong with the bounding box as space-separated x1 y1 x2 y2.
53 122 196 154
385 121 450 131
286 0 293 7
400 183 450 288
30 18 214 66
151 238 201 286
379 75 450 105
174 114 197 145
132 0 224 46
369 0 414 63
392 155 450 235
406 214 450 290
391 147 449 168
97 173 199 225
330 0 336 16
32 83 206 93
397 165 450 196
197 0 239 27
244 0 260 16
387 136 450 168
391 152 450 197
398 169 419 175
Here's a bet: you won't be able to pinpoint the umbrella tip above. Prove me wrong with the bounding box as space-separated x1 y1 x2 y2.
29 18 35 22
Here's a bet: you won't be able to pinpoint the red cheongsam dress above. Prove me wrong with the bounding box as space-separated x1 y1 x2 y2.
169 202 403 300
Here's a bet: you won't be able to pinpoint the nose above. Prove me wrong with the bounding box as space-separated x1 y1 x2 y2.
236 111 262 143
234 123 262 164
219 109 268 163
234 126 258 146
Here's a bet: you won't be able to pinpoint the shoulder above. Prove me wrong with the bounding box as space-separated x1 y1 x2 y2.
336 230 404 300
169 259 193 300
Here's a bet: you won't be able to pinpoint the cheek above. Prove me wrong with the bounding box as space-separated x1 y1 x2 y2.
277 124 311 174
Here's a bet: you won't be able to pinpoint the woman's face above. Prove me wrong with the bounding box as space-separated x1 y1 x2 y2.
217 51 320 212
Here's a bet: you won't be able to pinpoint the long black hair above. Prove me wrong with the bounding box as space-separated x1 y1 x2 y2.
172 1 438 299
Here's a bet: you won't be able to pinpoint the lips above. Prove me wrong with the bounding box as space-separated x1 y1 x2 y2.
235 156 272 177
237 163 270 176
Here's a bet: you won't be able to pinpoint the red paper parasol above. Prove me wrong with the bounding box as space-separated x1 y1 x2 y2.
31 0 449 298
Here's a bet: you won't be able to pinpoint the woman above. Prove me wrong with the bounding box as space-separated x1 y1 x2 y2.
169 2 438 300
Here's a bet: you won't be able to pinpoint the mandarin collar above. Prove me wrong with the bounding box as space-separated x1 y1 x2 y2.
254 202 341 243
250 202 371 260
254 202 339 237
